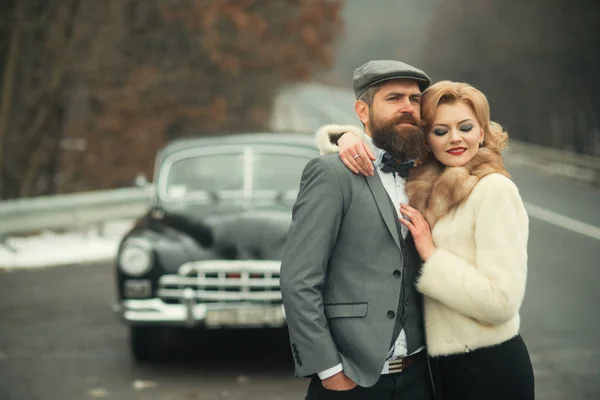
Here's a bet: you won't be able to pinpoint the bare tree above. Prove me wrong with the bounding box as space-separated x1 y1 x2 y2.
0 0 345 199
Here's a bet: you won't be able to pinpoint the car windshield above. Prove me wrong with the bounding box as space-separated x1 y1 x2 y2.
161 147 314 200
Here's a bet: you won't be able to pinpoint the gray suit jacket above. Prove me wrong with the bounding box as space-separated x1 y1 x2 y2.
280 154 410 387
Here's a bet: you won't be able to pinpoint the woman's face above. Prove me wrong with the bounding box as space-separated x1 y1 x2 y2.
427 101 485 167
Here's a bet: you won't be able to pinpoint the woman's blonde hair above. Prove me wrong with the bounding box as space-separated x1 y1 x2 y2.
421 81 508 153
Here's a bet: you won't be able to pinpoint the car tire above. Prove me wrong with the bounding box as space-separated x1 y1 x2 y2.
130 326 170 362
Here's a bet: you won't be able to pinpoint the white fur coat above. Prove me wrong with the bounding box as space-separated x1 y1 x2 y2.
316 124 529 356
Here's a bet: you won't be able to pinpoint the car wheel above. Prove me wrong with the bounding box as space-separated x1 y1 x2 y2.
129 326 170 362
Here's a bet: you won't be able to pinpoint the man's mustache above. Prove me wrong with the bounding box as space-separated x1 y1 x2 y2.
394 114 419 126
395 114 419 126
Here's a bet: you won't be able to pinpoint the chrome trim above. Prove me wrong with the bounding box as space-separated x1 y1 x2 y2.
160 276 280 288
243 146 253 199
114 298 286 328
159 260 282 303
179 259 281 275
158 289 281 302
114 260 286 327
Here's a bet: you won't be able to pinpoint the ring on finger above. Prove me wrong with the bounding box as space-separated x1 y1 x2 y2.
353 154 361 159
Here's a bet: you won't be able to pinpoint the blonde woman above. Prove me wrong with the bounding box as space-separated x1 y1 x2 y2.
316 81 535 400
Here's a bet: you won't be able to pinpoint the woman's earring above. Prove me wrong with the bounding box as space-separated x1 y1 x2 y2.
479 141 484 148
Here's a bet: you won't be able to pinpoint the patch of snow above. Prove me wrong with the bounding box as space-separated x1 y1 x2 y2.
0 220 134 270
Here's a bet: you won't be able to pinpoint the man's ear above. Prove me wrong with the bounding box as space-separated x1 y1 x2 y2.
355 100 370 125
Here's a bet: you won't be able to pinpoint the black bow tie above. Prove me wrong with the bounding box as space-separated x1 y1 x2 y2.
380 152 415 178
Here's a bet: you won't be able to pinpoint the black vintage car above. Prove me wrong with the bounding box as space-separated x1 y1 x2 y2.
113 133 318 361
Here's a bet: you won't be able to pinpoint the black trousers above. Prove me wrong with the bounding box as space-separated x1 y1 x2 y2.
305 361 433 400
435 334 535 400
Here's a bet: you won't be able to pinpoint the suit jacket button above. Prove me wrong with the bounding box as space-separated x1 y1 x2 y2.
393 270 401 278
387 310 395 318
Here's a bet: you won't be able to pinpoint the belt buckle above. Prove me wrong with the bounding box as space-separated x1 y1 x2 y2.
388 357 404 373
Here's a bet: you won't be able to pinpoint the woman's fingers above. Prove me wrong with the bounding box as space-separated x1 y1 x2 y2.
340 146 371 176
399 205 416 223
338 132 374 176
363 142 376 161
398 217 413 229
400 217 419 233
352 145 373 176
400 205 429 230
400 204 425 223
399 217 417 231
340 154 359 174
400 203 418 213
359 143 375 175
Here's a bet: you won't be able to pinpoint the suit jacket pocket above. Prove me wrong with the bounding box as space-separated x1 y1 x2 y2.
324 302 368 319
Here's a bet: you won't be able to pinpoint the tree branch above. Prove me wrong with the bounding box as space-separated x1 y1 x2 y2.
0 0 25 198
19 0 80 197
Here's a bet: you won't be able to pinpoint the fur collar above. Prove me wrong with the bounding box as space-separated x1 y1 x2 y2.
315 124 367 155
406 148 510 226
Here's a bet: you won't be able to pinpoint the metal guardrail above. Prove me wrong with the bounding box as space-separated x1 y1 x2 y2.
504 140 600 186
0 186 152 236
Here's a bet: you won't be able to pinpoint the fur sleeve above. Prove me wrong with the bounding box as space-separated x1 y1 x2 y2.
416 174 529 325
315 124 367 155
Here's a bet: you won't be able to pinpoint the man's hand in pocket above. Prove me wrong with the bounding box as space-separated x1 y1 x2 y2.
322 371 358 391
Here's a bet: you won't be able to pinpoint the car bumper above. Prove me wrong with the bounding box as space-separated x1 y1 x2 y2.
113 296 286 328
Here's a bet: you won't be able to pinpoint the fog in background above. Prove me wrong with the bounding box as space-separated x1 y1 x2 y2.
323 0 435 85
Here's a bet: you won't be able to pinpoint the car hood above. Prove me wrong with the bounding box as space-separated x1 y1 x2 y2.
145 203 293 265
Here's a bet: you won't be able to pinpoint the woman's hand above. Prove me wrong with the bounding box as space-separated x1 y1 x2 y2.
338 132 375 176
399 204 436 261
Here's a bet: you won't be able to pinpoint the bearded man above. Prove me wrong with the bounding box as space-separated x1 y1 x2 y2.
280 60 435 400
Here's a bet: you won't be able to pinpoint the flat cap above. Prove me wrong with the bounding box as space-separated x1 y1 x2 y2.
353 60 431 99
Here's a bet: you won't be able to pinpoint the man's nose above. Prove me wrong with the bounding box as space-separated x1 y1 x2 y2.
399 97 416 114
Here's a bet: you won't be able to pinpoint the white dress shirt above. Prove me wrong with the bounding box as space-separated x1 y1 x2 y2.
318 136 423 380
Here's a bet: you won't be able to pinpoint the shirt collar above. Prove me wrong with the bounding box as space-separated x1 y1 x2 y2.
362 135 387 168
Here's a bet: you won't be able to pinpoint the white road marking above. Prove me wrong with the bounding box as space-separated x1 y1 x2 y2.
524 202 600 241
133 380 158 390
88 388 109 398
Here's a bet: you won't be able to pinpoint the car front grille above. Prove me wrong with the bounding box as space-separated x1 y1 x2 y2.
158 260 282 303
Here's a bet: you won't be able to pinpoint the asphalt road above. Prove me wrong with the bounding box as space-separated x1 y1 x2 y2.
0 262 307 400
1 161 598 400
505 161 600 400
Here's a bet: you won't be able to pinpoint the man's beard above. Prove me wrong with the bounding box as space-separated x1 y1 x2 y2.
369 113 427 160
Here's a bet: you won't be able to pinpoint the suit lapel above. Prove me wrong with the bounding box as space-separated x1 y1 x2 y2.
365 174 401 251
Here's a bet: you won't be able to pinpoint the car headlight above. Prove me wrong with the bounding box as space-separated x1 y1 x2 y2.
119 238 153 276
